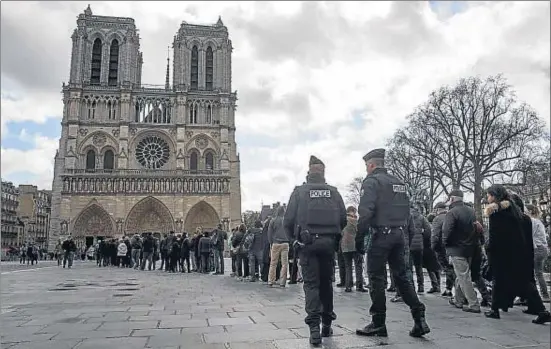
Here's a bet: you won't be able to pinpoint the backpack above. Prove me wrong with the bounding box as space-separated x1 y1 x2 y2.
210 230 219 246
241 232 255 253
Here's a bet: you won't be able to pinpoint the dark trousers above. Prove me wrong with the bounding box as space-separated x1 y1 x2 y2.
170 255 178 272
337 251 345 284
261 262 269 281
289 259 299 283
236 254 250 277
200 252 209 273
435 248 455 290
182 255 190 272
368 229 424 324
410 249 424 290
299 236 336 327
471 246 491 301
343 251 364 289
231 253 237 273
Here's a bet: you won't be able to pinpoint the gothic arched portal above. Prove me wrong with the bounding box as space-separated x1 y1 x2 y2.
125 196 175 234
184 201 220 233
72 203 115 237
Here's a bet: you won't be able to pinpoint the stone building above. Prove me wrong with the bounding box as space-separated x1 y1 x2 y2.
48 6 242 250
1 180 24 248
17 185 52 249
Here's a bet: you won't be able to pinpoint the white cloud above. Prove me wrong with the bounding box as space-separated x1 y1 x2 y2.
1 1 549 211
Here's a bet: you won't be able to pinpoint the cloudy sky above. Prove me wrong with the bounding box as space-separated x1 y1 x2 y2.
1 1 549 210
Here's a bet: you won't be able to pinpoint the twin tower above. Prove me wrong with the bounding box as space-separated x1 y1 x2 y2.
49 5 242 250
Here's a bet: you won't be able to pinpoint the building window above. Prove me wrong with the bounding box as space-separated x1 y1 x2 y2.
189 103 197 124
86 150 96 170
206 46 214 91
190 152 198 171
206 105 212 124
103 150 114 170
108 39 119 86
90 38 102 85
190 46 198 90
205 152 214 170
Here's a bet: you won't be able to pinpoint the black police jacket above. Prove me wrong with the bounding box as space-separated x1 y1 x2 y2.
357 168 410 243
283 176 347 240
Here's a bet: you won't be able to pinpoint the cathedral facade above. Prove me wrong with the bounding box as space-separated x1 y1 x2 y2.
48 6 242 249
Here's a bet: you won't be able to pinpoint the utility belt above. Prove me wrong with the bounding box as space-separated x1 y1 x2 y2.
298 229 336 245
372 226 405 235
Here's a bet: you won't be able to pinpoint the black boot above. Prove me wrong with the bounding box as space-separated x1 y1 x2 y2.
532 311 551 324
309 325 321 346
409 308 430 337
484 309 500 319
356 314 387 337
321 323 333 337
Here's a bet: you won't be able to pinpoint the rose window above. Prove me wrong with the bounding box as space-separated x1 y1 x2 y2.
135 136 170 169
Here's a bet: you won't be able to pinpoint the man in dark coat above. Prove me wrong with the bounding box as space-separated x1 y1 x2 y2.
431 202 455 296
442 189 480 313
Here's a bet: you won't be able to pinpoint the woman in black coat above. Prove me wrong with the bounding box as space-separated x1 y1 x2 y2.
484 185 550 324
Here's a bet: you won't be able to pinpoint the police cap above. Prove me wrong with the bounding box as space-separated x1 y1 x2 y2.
363 148 386 162
449 189 464 198
309 155 325 174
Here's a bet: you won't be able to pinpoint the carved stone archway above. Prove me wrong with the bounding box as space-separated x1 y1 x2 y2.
125 196 175 235
184 201 220 233
72 203 115 238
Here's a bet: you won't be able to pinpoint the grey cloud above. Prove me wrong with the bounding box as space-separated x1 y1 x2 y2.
233 2 345 66
238 85 313 124
0 3 75 91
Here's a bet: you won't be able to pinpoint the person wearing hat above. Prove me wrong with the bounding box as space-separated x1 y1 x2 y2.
430 202 455 297
283 155 347 346
442 188 481 313
355 148 430 338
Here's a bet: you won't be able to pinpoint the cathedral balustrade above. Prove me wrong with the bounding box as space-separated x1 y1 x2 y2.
63 169 228 176
60 172 230 195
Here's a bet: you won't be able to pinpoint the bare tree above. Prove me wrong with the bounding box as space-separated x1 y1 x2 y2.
444 76 545 219
345 176 364 207
394 75 546 220
242 210 260 229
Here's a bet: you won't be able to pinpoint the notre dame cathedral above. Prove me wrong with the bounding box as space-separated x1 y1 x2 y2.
48 5 242 249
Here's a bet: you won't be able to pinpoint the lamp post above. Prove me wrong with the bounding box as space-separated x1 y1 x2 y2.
175 218 183 234
221 217 229 231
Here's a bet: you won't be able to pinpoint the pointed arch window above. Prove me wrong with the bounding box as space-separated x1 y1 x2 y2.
103 150 114 170
190 46 199 90
205 152 214 170
206 46 214 91
86 150 96 170
90 38 102 85
189 103 197 124
108 39 119 86
190 152 198 171
206 104 213 124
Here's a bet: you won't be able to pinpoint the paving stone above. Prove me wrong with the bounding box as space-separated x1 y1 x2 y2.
227 311 263 318
52 329 132 340
96 321 159 331
207 317 254 326
3 263 550 349
145 332 204 347
192 312 229 319
8 339 83 349
132 328 181 337
204 329 298 344
158 319 207 329
224 323 278 332
75 337 148 349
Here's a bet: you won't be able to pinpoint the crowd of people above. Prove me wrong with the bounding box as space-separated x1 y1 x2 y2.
50 185 551 328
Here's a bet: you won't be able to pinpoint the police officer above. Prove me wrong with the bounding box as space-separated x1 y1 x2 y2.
284 155 347 346
355 148 430 338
